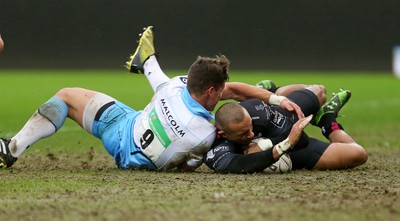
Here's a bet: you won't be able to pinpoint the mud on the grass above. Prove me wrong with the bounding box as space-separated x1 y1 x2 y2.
1 148 399 221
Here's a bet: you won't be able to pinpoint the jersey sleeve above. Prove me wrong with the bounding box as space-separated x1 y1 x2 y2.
204 139 277 174
225 150 276 173
176 132 216 172
157 130 215 171
204 140 237 173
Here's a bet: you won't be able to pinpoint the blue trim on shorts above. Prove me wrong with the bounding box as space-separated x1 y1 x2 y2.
91 101 156 170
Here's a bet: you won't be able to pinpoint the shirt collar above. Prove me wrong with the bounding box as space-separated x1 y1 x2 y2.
181 86 215 121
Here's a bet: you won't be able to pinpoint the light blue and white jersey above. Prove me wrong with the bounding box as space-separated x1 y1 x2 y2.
133 76 216 170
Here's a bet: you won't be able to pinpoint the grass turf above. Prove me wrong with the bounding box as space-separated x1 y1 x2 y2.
0 69 399 221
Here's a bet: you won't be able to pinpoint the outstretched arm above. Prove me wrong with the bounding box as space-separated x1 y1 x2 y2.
222 82 304 119
224 148 277 174
204 141 277 174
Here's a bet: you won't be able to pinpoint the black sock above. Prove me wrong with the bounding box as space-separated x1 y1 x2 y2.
317 113 336 127
321 121 344 140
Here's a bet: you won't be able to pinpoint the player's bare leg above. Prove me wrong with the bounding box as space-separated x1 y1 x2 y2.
256 80 327 107
54 88 97 126
314 144 367 170
275 84 327 107
1 88 98 168
312 89 368 169
313 130 368 170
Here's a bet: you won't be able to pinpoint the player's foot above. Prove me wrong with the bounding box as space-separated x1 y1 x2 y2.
126 26 155 74
311 89 351 126
255 80 277 92
0 138 18 169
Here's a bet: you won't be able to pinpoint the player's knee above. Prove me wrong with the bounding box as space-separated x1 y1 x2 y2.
317 84 326 95
315 84 327 106
55 88 69 101
306 84 327 106
55 87 71 95
352 144 368 166
55 87 81 101
357 147 368 164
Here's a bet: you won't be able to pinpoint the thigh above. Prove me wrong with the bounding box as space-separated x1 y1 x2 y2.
55 87 98 126
290 138 329 170
314 142 367 170
286 89 320 117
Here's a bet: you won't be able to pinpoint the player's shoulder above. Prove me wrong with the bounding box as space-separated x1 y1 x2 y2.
211 137 237 153
204 137 241 171
161 75 188 94
240 98 267 110
170 75 188 85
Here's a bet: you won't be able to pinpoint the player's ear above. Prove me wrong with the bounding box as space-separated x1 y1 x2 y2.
218 130 227 138
206 87 215 96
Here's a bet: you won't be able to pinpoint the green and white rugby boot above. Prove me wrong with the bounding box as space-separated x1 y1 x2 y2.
255 80 277 92
311 89 351 126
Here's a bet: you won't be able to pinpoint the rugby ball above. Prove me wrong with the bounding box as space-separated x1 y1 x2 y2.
264 153 292 173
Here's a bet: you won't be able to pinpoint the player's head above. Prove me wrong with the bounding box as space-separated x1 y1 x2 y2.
0 34 4 54
215 102 254 145
186 55 230 111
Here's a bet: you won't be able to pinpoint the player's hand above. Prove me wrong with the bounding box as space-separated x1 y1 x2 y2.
298 114 313 129
288 115 312 146
280 98 305 119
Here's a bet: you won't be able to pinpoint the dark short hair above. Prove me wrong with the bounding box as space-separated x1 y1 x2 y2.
187 55 230 96
215 102 246 133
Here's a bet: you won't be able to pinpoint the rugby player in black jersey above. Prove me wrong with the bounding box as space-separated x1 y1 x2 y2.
204 81 368 174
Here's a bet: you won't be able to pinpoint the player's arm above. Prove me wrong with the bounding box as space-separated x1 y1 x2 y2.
222 82 304 119
176 131 216 172
248 115 313 156
224 148 278 174
204 140 278 174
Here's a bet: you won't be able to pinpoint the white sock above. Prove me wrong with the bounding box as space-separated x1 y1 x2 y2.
143 55 170 92
10 111 56 157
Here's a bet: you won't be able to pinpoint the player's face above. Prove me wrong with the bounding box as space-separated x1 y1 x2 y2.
223 112 254 145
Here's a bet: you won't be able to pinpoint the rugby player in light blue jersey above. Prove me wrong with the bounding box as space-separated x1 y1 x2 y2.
0 26 303 171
